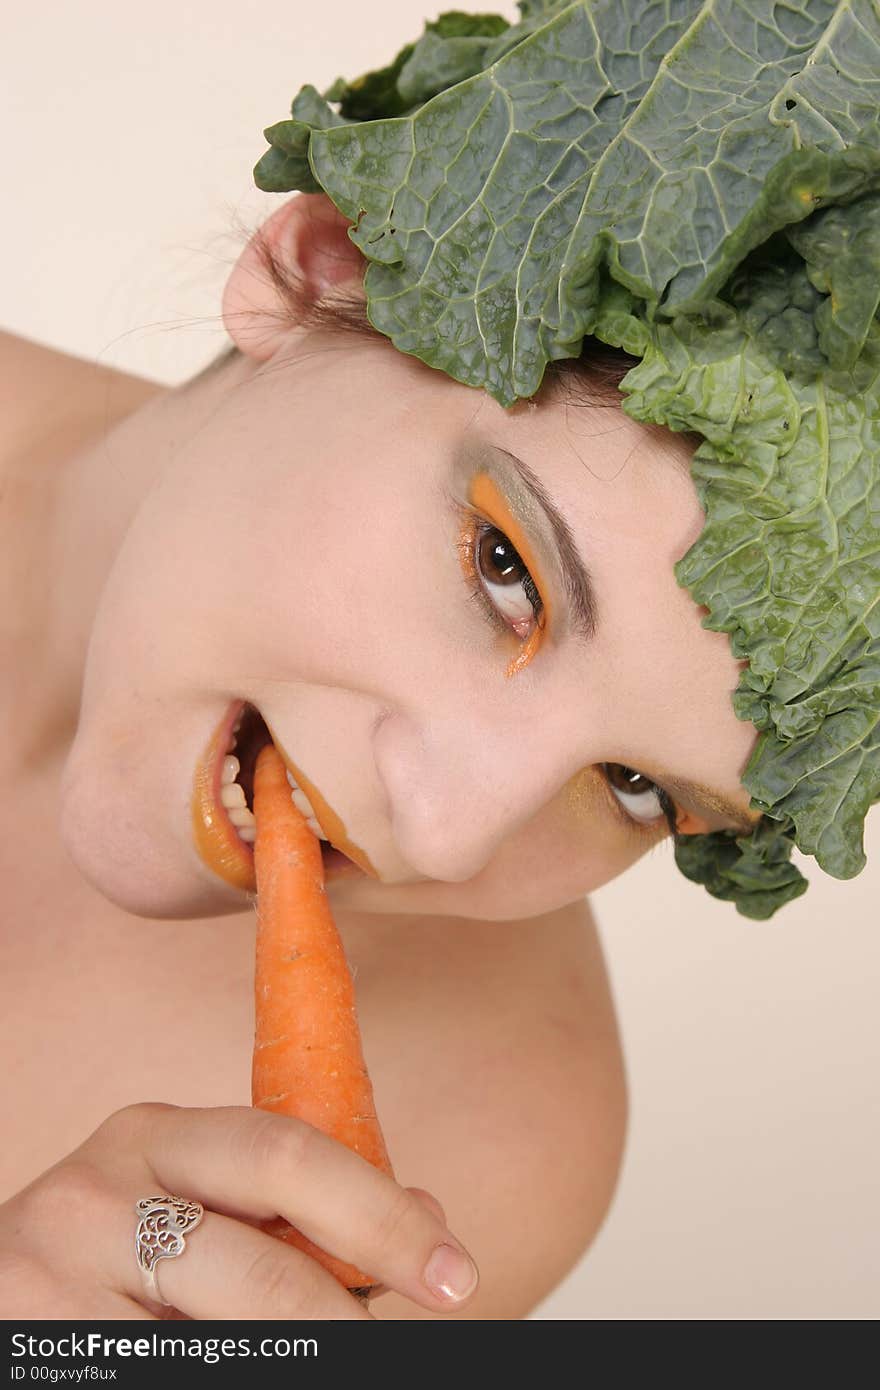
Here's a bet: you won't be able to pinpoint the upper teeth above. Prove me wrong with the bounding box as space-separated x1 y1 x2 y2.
217 733 327 843
286 768 328 840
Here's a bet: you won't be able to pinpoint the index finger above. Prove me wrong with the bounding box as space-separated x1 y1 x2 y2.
137 1105 480 1311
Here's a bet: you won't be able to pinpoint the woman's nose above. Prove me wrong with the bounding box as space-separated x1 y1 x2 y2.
372 709 574 882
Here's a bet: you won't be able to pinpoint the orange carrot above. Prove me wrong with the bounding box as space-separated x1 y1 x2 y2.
251 742 394 1294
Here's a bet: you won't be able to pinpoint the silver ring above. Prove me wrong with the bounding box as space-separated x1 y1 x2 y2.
134 1195 205 1306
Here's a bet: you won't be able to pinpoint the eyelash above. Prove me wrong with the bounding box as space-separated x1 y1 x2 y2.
454 506 545 641
454 504 680 842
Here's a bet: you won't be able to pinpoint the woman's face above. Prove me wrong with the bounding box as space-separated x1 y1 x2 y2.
60 328 760 922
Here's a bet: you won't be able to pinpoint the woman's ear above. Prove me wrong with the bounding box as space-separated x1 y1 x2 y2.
222 192 365 361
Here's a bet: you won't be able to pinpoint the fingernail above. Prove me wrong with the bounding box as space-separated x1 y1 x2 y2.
423 1242 479 1302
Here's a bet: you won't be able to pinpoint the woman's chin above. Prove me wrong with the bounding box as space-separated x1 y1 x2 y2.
57 745 249 920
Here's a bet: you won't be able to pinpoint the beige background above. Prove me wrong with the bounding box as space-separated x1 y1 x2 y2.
4 1 877 1319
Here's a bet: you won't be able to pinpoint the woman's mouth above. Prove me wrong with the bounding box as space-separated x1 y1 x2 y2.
191 700 370 892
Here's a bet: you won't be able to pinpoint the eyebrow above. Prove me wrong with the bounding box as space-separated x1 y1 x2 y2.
493 447 598 644
491 448 762 838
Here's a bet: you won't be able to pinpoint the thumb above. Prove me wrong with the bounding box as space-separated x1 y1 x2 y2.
363 1187 449 1301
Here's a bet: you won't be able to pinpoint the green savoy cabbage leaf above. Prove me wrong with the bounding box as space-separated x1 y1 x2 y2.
254 0 880 918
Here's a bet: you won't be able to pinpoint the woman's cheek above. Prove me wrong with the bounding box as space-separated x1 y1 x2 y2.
555 766 660 888
434 787 645 921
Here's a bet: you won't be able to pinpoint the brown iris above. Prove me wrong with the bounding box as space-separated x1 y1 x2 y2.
602 764 679 836
603 764 655 798
479 527 526 587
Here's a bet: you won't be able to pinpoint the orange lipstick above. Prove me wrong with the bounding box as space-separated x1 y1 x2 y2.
191 702 379 888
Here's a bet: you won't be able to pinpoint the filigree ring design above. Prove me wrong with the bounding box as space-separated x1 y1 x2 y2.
134 1195 205 1306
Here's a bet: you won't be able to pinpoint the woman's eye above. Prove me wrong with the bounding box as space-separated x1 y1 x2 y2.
603 763 668 826
474 524 544 638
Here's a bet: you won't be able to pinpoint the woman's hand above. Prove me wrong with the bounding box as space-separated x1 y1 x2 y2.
0 1103 479 1319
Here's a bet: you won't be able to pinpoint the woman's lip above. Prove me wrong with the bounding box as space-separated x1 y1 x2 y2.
263 715 380 879
191 700 377 890
190 699 254 891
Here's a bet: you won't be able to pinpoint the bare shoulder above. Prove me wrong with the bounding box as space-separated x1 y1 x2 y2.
350 899 628 1320
0 329 93 452
0 329 161 463
0 327 160 392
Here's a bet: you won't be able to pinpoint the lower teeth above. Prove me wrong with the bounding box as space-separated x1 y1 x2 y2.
218 731 326 847
234 823 327 850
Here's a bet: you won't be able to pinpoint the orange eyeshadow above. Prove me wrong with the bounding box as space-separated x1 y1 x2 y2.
564 765 607 825
467 471 550 677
